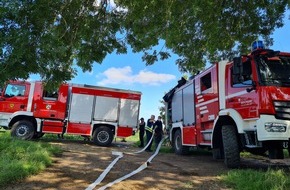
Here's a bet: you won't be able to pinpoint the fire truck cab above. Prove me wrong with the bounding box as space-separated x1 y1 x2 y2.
0 81 141 146
164 41 290 168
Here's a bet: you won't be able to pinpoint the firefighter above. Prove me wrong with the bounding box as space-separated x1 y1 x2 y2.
138 118 146 148
145 115 155 152
154 116 163 150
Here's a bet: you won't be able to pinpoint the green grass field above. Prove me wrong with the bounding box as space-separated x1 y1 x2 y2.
0 130 61 188
221 169 290 190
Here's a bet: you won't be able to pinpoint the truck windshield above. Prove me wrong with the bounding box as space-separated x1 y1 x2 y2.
256 56 290 86
4 84 26 97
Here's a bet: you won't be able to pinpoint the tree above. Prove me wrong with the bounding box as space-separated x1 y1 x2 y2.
119 0 289 72
1 0 289 89
0 0 126 89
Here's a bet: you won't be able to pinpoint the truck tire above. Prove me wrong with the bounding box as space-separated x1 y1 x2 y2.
268 148 284 159
11 120 35 140
267 141 284 159
92 126 114 147
222 125 240 168
212 148 224 159
173 130 189 155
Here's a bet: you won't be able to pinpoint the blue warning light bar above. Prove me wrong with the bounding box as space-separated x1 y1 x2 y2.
252 40 265 51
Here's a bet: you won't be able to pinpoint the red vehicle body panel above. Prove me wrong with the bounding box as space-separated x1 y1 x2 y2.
165 48 290 153
0 81 141 144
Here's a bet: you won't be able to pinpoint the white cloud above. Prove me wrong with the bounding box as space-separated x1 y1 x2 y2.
97 66 176 86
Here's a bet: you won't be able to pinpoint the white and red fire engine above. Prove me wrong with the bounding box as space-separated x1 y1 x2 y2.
0 81 141 146
163 41 290 168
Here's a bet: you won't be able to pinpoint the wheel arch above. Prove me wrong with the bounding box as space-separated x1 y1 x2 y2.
171 126 182 143
172 126 190 155
170 122 183 143
212 114 240 150
218 109 245 133
9 115 37 130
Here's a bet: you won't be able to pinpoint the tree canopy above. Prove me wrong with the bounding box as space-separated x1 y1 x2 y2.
0 0 289 89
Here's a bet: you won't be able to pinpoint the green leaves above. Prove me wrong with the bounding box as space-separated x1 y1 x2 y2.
0 0 289 88
119 0 289 73
0 0 126 90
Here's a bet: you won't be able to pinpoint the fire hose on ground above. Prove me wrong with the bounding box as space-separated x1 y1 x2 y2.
85 132 168 190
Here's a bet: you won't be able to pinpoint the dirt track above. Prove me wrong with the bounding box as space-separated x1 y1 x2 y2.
4 139 290 190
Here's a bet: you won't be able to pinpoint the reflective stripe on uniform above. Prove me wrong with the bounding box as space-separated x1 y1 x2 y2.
145 126 153 133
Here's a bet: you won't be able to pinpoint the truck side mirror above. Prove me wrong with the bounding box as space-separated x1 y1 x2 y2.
233 57 244 83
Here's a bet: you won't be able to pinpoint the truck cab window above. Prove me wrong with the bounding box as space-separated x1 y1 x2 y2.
200 73 212 91
232 60 252 87
43 90 58 100
257 56 290 86
4 84 26 97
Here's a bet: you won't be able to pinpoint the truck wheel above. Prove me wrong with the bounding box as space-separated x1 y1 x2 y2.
268 148 284 159
212 148 224 159
173 130 189 155
92 126 114 147
222 125 240 168
11 120 35 140
267 141 284 159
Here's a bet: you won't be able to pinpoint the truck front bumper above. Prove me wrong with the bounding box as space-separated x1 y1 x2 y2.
257 115 290 141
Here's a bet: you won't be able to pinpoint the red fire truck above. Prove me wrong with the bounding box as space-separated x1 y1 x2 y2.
0 81 141 146
163 41 290 168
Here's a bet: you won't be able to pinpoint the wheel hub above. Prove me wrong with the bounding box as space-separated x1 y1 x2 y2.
16 125 28 137
97 131 109 143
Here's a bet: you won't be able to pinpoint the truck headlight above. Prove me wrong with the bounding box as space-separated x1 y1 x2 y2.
265 123 287 132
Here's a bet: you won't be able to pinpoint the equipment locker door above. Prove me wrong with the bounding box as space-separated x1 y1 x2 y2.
68 93 94 123
93 96 119 122
119 99 139 127
67 93 94 135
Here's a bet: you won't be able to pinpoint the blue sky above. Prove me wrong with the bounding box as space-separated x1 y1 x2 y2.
70 47 182 120
30 12 290 121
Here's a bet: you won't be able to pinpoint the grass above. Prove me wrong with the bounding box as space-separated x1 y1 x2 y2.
220 150 290 190
119 131 140 143
221 169 290 190
0 131 61 188
41 133 85 141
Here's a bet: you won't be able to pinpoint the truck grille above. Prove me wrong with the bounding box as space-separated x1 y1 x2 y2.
274 101 290 120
